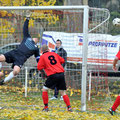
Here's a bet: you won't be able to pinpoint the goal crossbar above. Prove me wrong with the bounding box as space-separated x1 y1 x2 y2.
0 5 89 10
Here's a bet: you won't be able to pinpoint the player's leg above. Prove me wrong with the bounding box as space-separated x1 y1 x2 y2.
109 95 120 115
50 87 58 100
4 65 20 83
0 71 4 109
58 73 72 111
42 87 49 112
0 54 6 62
0 65 21 85
0 71 4 85
0 55 6 85
53 88 63 100
42 75 58 111
0 68 4 109
54 87 59 98
0 51 21 85
60 90 72 112
42 76 52 111
0 54 6 70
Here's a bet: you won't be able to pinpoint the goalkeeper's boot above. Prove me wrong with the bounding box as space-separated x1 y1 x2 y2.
67 106 73 112
42 108 49 112
0 80 4 85
108 108 115 116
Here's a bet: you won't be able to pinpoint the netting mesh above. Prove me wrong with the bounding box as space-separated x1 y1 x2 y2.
87 8 110 109
0 7 110 110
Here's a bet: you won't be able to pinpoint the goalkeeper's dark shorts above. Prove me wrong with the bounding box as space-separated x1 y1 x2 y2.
44 72 66 90
4 49 26 68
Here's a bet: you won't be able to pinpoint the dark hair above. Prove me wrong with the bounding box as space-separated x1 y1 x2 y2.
56 39 62 44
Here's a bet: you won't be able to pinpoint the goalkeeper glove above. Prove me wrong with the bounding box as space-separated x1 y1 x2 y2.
26 10 31 20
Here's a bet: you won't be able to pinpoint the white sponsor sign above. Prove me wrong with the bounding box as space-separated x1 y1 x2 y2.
42 31 120 65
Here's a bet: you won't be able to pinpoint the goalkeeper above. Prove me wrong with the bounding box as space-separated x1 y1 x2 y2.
0 14 40 85
37 44 72 112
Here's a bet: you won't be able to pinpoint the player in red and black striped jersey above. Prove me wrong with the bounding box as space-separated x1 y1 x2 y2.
37 44 72 112
109 50 120 115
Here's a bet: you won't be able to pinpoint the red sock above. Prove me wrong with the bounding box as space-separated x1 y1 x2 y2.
42 91 48 108
112 96 120 111
63 95 71 107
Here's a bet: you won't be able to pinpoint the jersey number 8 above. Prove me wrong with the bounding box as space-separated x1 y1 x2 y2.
48 55 57 65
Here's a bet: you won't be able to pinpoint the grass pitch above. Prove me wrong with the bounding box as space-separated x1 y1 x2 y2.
0 87 120 120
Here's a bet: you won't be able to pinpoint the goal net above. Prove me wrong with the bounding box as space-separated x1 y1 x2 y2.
0 6 110 111
87 8 111 111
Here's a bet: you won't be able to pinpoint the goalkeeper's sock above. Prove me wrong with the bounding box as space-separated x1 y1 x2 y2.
42 91 48 108
4 71 14 83
112 95 120 111
63 95 71 107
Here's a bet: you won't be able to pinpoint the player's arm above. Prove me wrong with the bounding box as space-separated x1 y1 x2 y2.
23 18 30 38
37 56 45 70
34 48 40 63
113 51 120 71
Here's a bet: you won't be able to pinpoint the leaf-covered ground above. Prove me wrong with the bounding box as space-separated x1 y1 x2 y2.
0 88 120 120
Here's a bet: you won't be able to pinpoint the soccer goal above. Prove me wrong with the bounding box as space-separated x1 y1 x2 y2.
0 6 110 112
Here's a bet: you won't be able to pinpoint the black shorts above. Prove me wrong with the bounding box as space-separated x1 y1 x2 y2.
4 50 26 68
44 72 66 90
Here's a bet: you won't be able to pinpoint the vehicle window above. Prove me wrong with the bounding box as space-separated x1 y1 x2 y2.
2 46 10 50
2 45 19 50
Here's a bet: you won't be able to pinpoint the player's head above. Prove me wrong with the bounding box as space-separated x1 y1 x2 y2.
33 38 39 44
56 39 62 48
42 44 49 53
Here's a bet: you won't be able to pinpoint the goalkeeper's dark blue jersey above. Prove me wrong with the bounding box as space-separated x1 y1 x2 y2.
16 19 40 62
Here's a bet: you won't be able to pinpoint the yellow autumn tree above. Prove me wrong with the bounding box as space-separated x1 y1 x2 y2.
0 0 58 39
